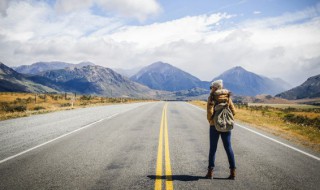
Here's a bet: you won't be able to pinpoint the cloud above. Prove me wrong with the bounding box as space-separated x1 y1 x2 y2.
253 11 261 15
109 13 231 48
96 0 162 22
55 0 93 13
55 0 161 21
0 0 9 16
0 1 319 86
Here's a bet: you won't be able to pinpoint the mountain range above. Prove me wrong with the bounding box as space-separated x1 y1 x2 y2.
29 65 158 98
14 61 95 75
1 61 319 100
130 62 291 96
2 62 160 98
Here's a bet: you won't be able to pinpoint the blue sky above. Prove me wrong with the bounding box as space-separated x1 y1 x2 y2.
124 0 320 24
0 0 319 85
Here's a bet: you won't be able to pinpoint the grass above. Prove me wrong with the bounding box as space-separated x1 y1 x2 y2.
190 100 320 153
249 103 320 109
0 92 153 121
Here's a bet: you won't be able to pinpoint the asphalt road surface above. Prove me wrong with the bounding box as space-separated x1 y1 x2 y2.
0 102 319 190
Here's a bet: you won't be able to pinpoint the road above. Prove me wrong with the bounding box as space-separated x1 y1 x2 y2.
0 102 319 190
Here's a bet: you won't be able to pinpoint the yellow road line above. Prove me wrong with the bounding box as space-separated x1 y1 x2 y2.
155 105 165 190
155 103 173 190
164 104 173 190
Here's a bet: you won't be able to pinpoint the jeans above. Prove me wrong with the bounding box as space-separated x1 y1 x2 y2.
208 126 236 169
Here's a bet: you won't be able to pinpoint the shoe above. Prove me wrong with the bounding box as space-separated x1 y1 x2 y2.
205 168 214 179
228 169 236 180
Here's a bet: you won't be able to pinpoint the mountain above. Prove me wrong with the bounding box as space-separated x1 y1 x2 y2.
212 66 289 96
113 67 142 78
131 61 210 91
275 74 320 100
29 65 158 98
14 61 95 75
0 62 57 93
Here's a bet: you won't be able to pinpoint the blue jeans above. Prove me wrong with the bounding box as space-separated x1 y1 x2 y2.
208 126 236 169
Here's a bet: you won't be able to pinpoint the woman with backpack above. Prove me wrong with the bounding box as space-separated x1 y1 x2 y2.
205 79 237 179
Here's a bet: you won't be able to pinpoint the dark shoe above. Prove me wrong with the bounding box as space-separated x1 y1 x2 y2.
228 169 236 180
205 168 214 179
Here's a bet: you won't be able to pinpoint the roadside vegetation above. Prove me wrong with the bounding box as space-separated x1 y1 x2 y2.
190 100 320 152
0 92 152 121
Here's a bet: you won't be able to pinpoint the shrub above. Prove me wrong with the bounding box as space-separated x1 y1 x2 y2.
80 95 92 101
0 102 27 112
33 106 45 111
38 94 46 99
60 103 71 107
12 105 27 112
283 114 320 129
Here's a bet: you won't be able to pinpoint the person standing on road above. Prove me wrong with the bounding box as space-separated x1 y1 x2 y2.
205 79 236 179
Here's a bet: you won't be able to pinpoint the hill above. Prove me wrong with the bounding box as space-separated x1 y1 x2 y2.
275 74 320 100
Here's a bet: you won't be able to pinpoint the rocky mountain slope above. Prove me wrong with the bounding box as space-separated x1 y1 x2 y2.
0 62 57 93
212 66 290 96
275 74 320 99
29 65 158 98
131 62 210 91
14 61 95 75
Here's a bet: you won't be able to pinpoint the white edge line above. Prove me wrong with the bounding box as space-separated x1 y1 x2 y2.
0 103 147 164
186 102 320 161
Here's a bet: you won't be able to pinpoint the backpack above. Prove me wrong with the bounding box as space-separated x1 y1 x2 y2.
213 102 234 132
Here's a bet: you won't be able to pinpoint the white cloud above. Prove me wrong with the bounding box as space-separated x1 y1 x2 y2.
0 1 319 87
55 0 92 13
96 0 162 22
109 13 231 49
54 0 161 21
253 11 261 15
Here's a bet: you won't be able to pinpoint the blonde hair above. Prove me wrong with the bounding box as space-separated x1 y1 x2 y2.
211 80 223 90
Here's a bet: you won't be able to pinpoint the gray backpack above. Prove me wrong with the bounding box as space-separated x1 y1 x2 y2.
213 102 234 132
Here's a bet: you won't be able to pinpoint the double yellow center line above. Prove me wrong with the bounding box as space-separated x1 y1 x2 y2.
155 103 173 190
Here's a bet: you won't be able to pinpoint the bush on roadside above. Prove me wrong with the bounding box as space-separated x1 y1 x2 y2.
33 106 45 111
0 103 27 112
60 103 71 107
80 95 92 101
283 114 320 129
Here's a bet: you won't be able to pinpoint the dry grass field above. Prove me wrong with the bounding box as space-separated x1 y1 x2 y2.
190 100 320 152
0 92 152 121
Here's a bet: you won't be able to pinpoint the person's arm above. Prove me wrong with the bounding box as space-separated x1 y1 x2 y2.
228 98 236 116
207 96 214 122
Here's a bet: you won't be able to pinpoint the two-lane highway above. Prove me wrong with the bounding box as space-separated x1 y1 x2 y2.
0 102 319 189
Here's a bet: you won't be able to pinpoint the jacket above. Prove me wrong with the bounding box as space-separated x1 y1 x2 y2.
207 89 236 126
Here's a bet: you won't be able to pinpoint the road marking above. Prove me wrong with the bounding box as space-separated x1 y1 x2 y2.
0 104 146 165
155 105 165 190
187 102 320 161
155 103 173 190
236 123 320 161
164 105 173 190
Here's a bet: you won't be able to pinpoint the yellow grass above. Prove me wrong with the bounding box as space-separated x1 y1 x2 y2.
0 92 152 121
190 100 320 153
249 103 320 109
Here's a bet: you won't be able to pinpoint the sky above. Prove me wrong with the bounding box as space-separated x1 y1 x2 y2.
0 0 320 86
